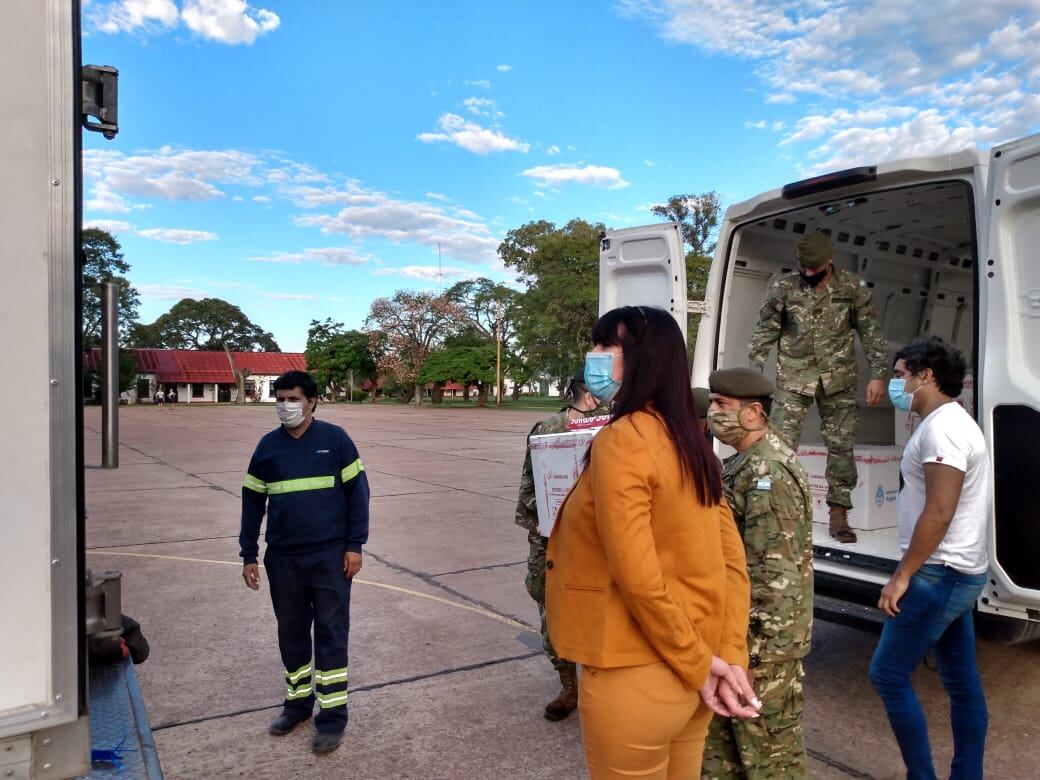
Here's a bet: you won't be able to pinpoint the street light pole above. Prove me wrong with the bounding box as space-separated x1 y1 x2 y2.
495 301 503 407
101 282 119 468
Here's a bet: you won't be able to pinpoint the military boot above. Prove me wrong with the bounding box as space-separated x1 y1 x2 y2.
544 666 578 721
828 505 857 544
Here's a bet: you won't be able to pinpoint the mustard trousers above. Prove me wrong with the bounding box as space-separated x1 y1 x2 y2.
580 661 715 780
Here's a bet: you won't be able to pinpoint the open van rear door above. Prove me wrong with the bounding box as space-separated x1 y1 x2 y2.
981 134 1040 621
599 223 688 341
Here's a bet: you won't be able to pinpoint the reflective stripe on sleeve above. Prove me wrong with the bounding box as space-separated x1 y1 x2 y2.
340 458 365 483
266 476 336 495
243 474 268 494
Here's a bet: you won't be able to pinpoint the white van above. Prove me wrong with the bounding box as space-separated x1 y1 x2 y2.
599 139 1040 642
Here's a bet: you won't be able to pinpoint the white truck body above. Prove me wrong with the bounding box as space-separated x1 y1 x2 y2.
0 0 90 775
602 138 1040 640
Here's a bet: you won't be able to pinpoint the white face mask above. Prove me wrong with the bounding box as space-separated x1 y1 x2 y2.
276 400 306 428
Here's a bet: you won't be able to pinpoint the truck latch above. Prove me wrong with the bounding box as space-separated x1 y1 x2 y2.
81 65 119 139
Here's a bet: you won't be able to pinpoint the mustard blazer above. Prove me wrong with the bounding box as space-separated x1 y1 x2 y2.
545 409 750 691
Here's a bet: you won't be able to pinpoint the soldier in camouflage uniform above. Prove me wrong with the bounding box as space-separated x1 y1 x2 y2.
748 231 890 543
701 367 815 779
514 374 609 721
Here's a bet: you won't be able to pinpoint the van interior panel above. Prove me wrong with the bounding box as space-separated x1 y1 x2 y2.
718 179 977 564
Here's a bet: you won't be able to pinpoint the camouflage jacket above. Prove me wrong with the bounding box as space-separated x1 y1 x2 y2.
514 404 610 534
721 430 814 663
748 268 889 396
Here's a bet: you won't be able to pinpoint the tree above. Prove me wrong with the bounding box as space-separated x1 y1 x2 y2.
444 278 521 398
305 319 377 399
84 349 139 401
132 298 279 351
499 219 602 388
82 228 140 348
418 343 497 407
651 192 721 259
651 192 724 350
364 290 462 405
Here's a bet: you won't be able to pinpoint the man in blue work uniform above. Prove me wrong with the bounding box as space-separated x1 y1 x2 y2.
240 370 370 755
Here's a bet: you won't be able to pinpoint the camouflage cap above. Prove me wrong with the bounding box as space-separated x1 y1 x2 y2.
709 367 775 399
692 387 710 419
795 231 834 269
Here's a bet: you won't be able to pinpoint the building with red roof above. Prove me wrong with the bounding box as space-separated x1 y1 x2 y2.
86 349 307 403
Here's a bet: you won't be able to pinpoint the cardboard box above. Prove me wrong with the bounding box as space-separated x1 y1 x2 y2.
797 444 902 531
529 429 602 537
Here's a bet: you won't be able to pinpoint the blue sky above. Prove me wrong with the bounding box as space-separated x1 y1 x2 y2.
82 0 1040 351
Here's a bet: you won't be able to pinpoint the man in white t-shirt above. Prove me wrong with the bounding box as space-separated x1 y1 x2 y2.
868 335 990 780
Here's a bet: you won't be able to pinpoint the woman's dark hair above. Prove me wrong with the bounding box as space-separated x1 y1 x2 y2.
273 370 319 400
893 335 967 398
590 306 722 506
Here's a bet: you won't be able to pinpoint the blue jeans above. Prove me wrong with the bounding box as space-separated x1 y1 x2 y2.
869 564 988 780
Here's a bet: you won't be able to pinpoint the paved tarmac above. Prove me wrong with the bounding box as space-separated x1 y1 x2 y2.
83 404 1040 779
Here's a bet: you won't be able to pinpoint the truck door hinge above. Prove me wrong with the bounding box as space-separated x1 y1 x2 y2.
81 65 119 139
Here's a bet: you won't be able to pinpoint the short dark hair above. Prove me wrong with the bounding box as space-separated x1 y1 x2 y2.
590 306 722 506
273 370 318 399
566 377 590 401
893 335 967 398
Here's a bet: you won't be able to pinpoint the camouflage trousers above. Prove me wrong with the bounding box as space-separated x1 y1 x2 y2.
701 659 807 780
771 383 857 509
525 530 576 674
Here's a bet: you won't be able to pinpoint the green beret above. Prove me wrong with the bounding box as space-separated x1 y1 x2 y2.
692 387 710 419
709 367 775 399
795 231 834 269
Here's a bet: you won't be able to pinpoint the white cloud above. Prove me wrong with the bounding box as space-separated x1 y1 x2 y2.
547 145 561 155
84 219 133 234
521 163 630 189
417 113 530 154
251 247 372 266
88 0 278 44
644 159 656 167
463 97 504 119
180 0 280 44
496 64 513 72
291 185 500 264
137 283 210 300
374 265 479 282
624 1 1040 171
426 191 450 201
253 194 272 203
91 0 178 33
83 146 264 212
139 228 218 244
744 119 768 130
465 79 492 89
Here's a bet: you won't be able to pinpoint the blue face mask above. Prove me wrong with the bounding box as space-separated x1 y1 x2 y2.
888 377 917 412
584 352 620 403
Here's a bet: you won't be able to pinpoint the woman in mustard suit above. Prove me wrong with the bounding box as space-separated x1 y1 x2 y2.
546 306 759 780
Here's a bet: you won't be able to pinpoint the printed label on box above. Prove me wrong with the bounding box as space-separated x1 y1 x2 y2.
797 444 902 531
529 428 604 537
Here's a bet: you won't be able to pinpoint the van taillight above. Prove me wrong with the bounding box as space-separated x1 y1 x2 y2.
782 166 878 200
